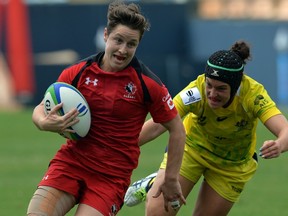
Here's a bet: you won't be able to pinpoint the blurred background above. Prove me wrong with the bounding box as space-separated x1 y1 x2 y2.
1 1 288 215
1 0 288 109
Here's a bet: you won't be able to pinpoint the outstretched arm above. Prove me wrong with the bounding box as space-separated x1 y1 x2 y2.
156 114 187 211
139 114 186 211
260 114 288 159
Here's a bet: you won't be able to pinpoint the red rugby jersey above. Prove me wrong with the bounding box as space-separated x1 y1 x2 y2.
54 52 177 178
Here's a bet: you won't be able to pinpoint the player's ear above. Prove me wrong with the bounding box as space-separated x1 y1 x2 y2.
104 28 108 42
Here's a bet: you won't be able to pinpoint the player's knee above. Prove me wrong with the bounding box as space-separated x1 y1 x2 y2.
27 189 52 216
27 186 76 216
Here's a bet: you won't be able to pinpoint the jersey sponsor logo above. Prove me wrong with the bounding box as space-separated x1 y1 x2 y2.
162 93 174 110
180 87 201 105
85 77 98 86
167 97 175 110
124 82 137 99
254 94 269 108
162 93 171 102
254 94 264 105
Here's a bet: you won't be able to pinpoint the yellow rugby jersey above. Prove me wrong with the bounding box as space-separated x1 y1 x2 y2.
174 74 281 166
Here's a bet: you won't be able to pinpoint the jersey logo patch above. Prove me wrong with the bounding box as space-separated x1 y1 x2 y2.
124 82 137 99
85 77 98 86
167 97 175 110
163 93 174 110
180 87 201 105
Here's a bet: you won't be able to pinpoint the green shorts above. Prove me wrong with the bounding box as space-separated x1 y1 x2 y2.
160 146 258 202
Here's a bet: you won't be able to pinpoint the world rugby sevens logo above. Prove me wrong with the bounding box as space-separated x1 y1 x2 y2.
77 103 89 117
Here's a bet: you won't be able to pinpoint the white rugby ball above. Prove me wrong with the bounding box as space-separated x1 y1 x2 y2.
43 82 91 140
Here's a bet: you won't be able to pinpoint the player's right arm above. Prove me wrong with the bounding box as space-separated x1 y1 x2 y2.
260 114 288 158
32 100 79 133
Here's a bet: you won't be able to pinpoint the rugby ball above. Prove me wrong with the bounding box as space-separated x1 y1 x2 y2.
43 82 91 140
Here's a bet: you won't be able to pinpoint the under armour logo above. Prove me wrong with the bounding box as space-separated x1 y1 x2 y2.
211 69 219 77
42 175 49 180
85 77 98 86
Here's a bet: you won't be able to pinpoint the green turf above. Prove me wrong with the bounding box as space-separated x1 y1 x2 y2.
1 109 287 215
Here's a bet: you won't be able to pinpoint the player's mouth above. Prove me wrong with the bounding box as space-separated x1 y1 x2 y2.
114 54 126 63
208 97 222 107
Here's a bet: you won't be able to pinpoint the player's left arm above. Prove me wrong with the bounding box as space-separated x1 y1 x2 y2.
152 114 187 211
260 114 288 159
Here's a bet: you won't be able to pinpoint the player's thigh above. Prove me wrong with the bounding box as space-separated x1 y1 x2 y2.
75 204 104 216
27 186 76 216
193 181 234 216
146 169 195 216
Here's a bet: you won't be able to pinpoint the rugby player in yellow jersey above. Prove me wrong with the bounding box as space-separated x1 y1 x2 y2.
124 40 288 215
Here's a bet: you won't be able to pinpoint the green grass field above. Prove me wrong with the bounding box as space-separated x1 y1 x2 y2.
1 108 288 215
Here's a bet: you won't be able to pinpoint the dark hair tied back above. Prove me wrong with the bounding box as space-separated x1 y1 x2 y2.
230 41 251 64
